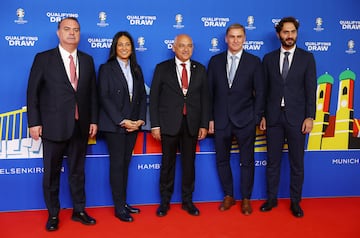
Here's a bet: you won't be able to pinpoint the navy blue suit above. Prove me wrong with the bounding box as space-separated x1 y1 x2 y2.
98 59 146 213
208 51 265 199
27 47 98 217
262 47 316 202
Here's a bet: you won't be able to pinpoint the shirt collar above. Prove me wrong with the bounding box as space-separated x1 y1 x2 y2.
227 49 243 59
117 57 130 68
281 45 296 55
58 44 77 58
175 57 190 66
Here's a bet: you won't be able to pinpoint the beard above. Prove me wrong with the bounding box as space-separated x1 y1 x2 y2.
280 36 296 48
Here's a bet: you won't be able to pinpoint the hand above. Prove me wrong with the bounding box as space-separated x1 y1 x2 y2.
208 121 214 134
302 118 313 134
89 124 98 138
29 126 42 140
259 117 266 131
121 119 140 132
151 128 161 141
198 128 208 140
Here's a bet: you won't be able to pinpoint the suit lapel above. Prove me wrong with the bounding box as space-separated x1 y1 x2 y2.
55 47 74 90
168 59 183 95
112 60 130 96
275 50 282 82
188 61 196 90
233 52 244 83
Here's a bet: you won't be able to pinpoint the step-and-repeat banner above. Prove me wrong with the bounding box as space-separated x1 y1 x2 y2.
1 0 359 211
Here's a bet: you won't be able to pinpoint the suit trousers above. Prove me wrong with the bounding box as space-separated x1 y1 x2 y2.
159 116 198 204
42 121 88 217
214 121 256 199
104 131 138 213
266 111 305 203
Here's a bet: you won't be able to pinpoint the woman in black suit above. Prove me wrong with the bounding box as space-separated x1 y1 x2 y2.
98 31 147 222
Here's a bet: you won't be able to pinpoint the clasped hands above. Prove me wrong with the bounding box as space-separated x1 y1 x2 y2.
120 119 144 132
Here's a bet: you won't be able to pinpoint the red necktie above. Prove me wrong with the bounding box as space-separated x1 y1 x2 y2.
69 55 79 119
181 63 188 115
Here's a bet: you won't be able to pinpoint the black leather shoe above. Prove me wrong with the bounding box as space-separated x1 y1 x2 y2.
46 216 59 231
290 202 304 218
115 208 134 222
260 199 278 212
125 204 140 214
71 211 96 225
182 202 200 216
156 203 170 217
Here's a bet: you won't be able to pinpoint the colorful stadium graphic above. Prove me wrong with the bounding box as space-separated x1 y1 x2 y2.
1 69 359 159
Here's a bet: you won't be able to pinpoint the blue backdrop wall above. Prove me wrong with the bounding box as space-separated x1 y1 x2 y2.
1 0 360 211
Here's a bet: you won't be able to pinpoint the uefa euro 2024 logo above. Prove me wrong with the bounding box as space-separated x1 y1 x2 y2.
136 36 147 52
209 38 220 53
314 17 324 32
245 16 256 30
346 40 356 54
97 12 109 27
15 8 27 24
173 14 184 29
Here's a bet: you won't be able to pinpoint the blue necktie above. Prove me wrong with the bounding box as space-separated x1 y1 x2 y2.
228 55 237 87
282 51 290 79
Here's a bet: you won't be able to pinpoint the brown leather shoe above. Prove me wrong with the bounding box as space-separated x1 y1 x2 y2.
241 199 253 215
219 195 235 211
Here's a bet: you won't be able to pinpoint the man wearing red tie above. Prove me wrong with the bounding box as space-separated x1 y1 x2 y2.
27 17 98 231
150 34 210 217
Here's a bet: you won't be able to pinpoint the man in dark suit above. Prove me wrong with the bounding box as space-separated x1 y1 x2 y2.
259 17 317 217
150 34 209 217
27 17 98 231
207 23 265 215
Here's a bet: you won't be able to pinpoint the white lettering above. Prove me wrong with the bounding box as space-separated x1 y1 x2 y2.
332 158 360 165
137 163 161 170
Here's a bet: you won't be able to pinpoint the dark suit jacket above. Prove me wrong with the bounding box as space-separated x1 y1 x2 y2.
262 47 317 126
98 59 147 132
208 51 265 129
27 47 98 141
149 58 210 136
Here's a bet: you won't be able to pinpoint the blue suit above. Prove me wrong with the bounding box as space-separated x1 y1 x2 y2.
262 47 316 202
208 50 265 199
98 59 146 213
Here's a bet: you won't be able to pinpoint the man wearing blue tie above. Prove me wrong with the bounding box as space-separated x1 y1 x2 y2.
207 23 265 215
259 16 317 218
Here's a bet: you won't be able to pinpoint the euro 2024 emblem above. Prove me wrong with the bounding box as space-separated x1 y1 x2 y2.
136 36 147 51
346 40 356 54
209 38 220 52
245 16 256 30
314 17 324 31
174 14 184 29
15 8 27 24
97 12 109 27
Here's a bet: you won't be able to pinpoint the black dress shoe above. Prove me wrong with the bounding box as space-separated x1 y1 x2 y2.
290 202 304 218
72 211 96 225
156 203 170 217
115 208 134 222
125 204 140 214
260 199 278 212
182 202 200 216
46 216 59 231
